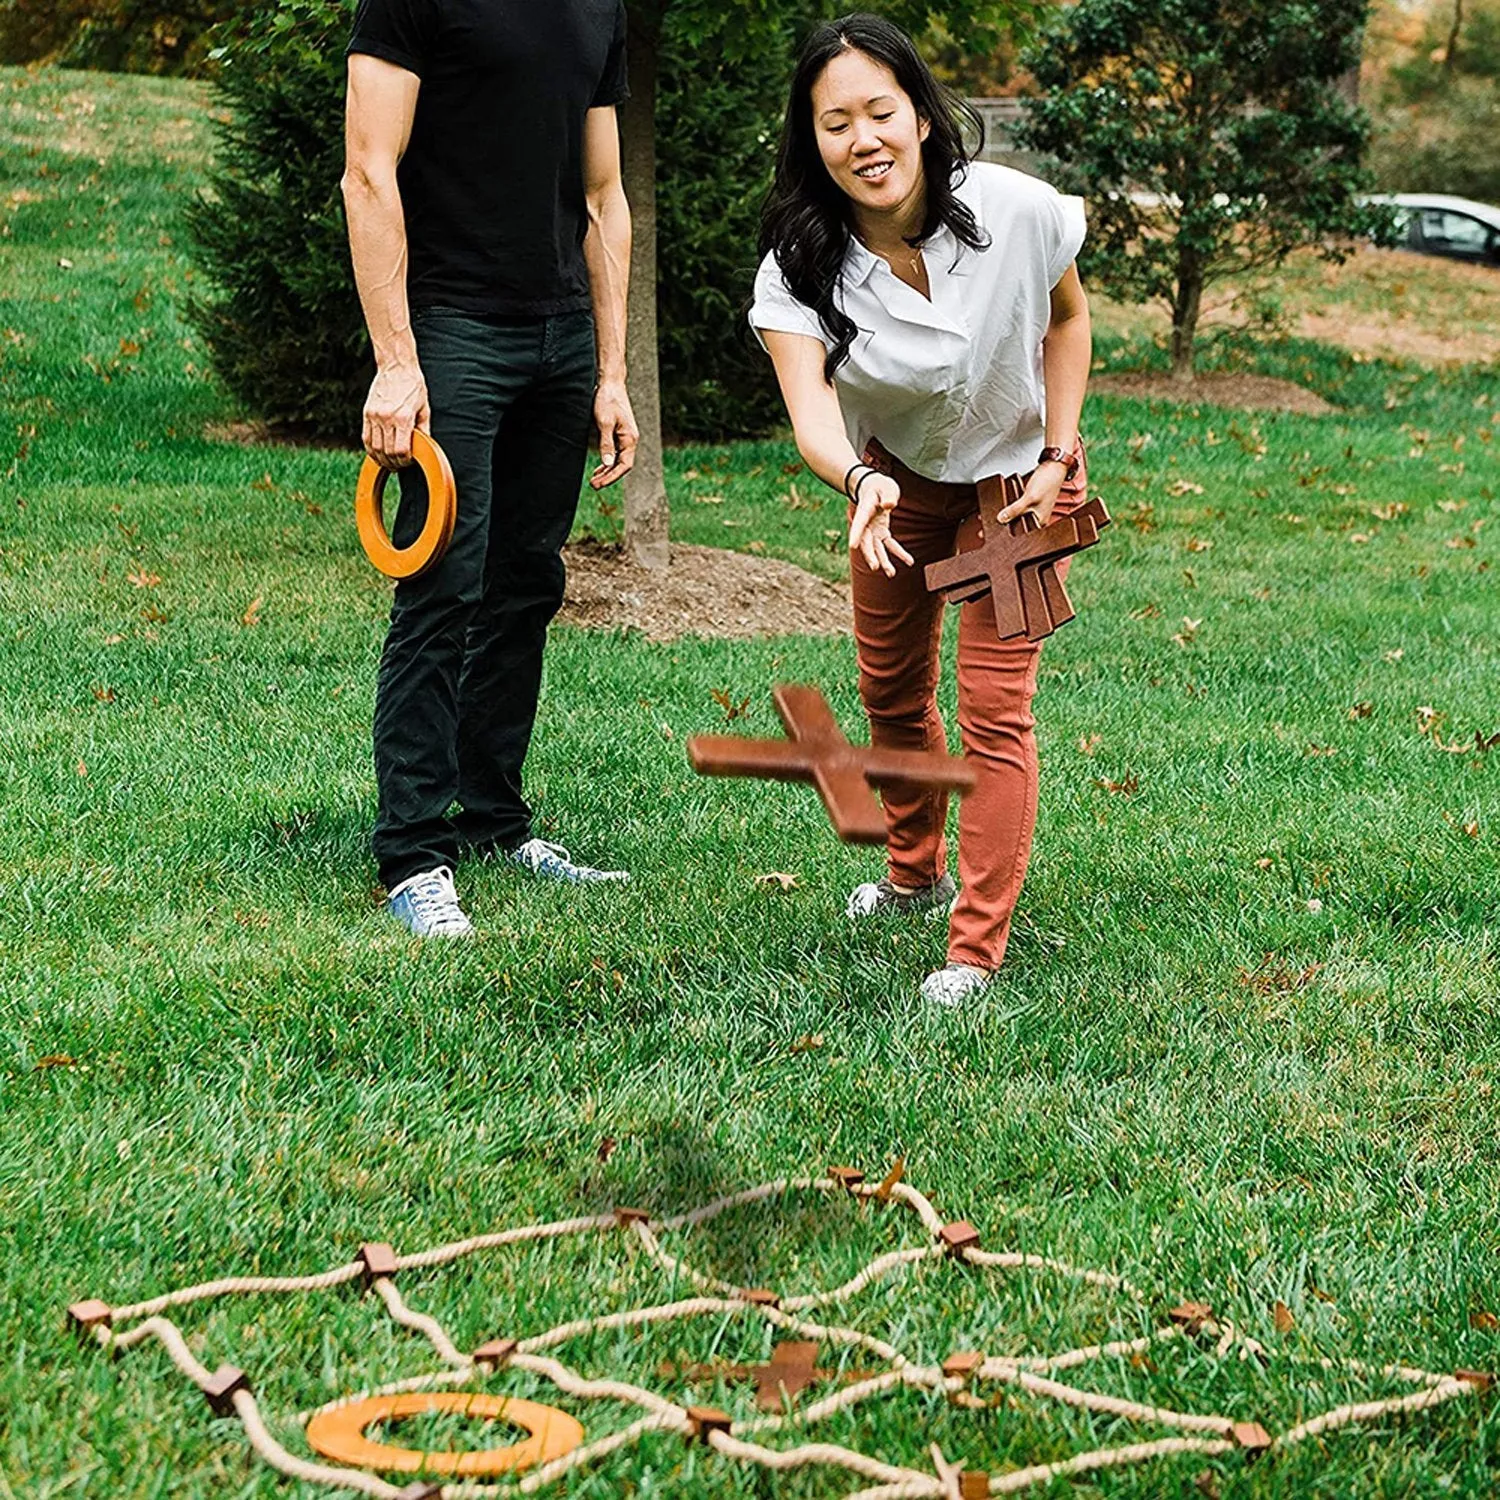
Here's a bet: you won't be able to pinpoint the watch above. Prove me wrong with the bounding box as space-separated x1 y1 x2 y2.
1036 445 1080 480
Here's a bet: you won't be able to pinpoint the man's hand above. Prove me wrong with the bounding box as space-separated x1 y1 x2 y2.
362 361 430 469
848 472 914 577
996 461 1068 528
590 378 638 489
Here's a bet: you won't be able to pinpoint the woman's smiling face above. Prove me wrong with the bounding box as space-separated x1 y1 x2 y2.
810 47 929 219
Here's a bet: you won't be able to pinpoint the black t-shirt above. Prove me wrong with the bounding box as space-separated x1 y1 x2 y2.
347 0 628 316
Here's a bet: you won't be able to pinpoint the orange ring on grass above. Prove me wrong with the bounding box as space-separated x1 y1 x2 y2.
305 1390 583 1477
355 429 458 580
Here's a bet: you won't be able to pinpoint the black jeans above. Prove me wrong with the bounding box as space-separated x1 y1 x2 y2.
372 306 596 890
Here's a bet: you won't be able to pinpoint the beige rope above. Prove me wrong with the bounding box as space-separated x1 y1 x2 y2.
781 1247 939 1311
517 1295 748 1353
964 1248 1147 1303
985 1362 1238 1435
397 1214 620 1273
1274 1377 1479 1447
110 1262 366 1321
233 1389 406 1498
80 1170 1487 1500
370 1277 469 1368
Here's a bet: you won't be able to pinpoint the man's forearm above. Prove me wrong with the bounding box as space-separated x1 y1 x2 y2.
583 184 630 382
342 165 417 371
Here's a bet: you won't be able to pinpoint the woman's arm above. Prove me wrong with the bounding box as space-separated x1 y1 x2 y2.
997 262 1092 525
762 329 913 576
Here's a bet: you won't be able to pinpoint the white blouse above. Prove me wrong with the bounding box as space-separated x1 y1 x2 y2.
749 162 1086 484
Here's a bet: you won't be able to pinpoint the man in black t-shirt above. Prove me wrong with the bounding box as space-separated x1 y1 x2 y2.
343 0 637 937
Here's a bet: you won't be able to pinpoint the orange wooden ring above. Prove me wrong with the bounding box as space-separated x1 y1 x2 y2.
355 429 457 580
305 1391 583 1477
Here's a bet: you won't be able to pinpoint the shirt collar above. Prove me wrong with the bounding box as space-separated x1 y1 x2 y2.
843 222 974 285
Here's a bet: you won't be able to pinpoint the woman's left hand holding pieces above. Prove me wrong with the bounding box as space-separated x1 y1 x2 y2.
995 459 1070 529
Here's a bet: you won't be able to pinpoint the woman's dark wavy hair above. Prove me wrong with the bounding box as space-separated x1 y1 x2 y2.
758 12 988 382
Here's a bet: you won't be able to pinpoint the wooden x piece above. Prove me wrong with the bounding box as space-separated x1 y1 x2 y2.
688 684 975 844
926 494 1111 642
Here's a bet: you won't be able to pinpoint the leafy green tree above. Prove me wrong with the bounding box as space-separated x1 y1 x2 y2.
0 0 238 74
184 0 359 435
1018 0 1394 379
1369 0 1500 201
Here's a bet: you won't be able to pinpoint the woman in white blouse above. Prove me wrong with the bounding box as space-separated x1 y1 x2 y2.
750 11 1091 1006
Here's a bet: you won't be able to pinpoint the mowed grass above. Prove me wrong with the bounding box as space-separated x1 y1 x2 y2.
1 65 1498 1500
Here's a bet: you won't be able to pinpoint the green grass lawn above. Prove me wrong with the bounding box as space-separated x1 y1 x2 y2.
1 66 1498 1500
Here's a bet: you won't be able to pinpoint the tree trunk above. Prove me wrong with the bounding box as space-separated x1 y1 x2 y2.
1169 260 1202 381
619 5 669 572
1444 0 1464 76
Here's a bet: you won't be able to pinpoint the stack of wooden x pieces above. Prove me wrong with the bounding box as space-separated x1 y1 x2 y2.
925 486 1112 642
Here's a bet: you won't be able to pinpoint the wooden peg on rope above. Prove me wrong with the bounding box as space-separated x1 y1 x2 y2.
614 1206 652 1229
202 1364 252 1417
473 1337 518 1370
688 685 975 845
67 1299 112 1341
940 1221 982 1257
685 1405 732 1442
1454 1369 1494 1393
828 1165 866 1193
396 1485 444 1500
358 1242 399 1288
737 1288 782 1309
942 1351 985 1385
1232 1421 1274 1456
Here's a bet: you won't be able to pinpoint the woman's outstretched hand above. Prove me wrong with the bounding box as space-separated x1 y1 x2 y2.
848 471 914 577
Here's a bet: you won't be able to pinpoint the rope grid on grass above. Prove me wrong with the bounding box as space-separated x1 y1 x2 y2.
67 1168 1492 1499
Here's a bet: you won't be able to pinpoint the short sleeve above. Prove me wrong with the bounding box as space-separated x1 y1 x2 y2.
591 2 630 107
1042 188 1087 287
748 253 827 351
347 0 438 77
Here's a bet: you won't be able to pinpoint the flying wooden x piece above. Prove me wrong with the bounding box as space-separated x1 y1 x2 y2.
926 492 1112 642
687 684 976 844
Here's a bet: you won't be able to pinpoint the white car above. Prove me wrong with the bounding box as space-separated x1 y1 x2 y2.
1363 193 1500 267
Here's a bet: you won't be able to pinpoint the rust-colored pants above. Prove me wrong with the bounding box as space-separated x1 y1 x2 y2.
852 438 1088 971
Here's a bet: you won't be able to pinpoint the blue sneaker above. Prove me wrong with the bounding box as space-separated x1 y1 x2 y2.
507 837 629 884
387 866 474 937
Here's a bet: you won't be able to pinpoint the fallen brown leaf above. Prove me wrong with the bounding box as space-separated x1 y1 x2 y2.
1077 734 1102 757
91 685 115 703
1347 701 1373 720
1093 774 1139 795
754 872 800 891
790 1033 824 1054
241 595 263 628
597 1136 617 1164
874 1154 905 1203
126 568 160 589
1273 1300 1295 1333
711 688 750 722
34 1054 77 1071
1471 1309 1500 1332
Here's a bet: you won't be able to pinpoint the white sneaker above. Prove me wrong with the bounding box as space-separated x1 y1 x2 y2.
387 866 474 938
920 963 991 1007
507 837 629 884
846 873 957 919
